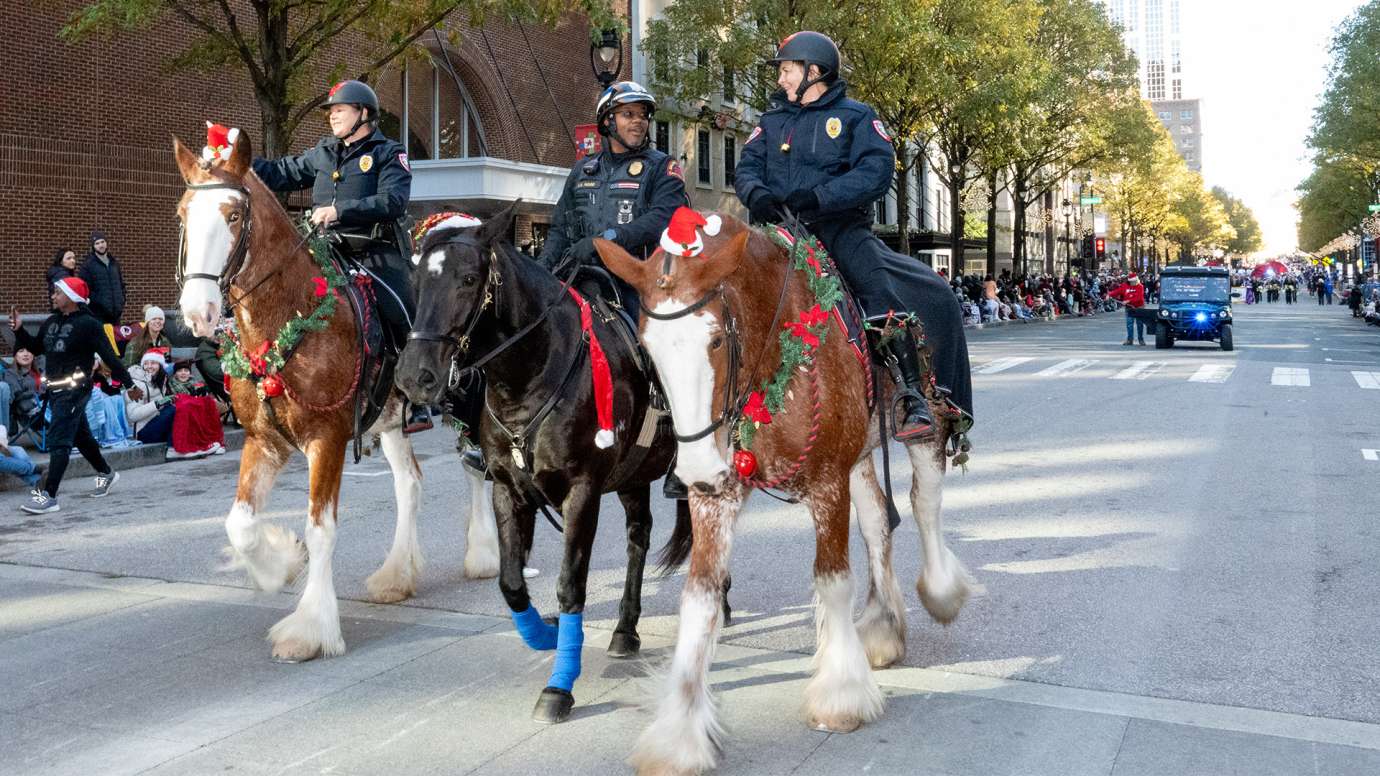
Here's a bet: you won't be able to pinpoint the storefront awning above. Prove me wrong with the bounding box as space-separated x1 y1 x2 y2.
409 157 569 210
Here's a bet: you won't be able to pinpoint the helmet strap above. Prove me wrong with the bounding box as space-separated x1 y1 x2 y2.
603 114 651 153
793 62 830 103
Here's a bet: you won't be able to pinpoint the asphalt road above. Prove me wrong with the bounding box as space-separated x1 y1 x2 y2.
2 298 1378 765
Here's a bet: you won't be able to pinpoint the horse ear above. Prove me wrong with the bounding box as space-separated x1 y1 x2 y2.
172 136 202 182
224 130 252 177
481 199 520 245
696 229 751 288
597 239 652 292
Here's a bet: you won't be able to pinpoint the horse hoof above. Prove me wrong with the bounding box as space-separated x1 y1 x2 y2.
531 687 575 724
271 640 321 664
808 713 862 734
606 632 641 658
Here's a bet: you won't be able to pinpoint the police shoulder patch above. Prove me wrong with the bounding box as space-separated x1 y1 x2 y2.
667 159 684 180
872 120 891 142
397 153 410 172
745 126 763 145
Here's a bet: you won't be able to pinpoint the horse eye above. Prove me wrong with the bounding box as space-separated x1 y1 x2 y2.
461 274 479 287
227 212 241 223
710 335 724 350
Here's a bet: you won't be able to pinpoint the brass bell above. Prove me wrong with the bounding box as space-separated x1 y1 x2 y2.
780 143 791 154
331 170 342 182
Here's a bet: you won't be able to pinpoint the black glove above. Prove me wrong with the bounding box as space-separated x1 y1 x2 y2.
748 191 784 224
570 236 597 262
785 188 819 214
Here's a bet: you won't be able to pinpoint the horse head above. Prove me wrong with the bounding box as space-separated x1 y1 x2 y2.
173 126 254 338
395 201 520 405
599 212 761 494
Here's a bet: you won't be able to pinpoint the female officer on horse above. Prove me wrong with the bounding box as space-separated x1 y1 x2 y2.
250 80 430 430
734 32 973 442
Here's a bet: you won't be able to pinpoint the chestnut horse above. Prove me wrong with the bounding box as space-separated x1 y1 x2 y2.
173 130 499 662
599 214 976 774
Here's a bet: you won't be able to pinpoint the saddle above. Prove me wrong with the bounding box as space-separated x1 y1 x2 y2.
329 250 401 462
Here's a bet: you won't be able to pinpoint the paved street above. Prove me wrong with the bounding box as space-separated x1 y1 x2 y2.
3 302 1379 775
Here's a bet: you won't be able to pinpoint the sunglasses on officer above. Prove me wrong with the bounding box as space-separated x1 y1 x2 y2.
613 107 650 123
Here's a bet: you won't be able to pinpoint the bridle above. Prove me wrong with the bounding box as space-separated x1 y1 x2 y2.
406 233 578 390
177 180 253 294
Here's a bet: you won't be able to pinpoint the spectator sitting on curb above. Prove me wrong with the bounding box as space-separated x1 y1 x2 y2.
0 424 43 491
87 358 136 447
166 358 225 459
3 348 43 434
126 349 176 445
123 306 172 367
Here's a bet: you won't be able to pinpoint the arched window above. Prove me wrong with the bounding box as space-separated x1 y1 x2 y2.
377 54 487 161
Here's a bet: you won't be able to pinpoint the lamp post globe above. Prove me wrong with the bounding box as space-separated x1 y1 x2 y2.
590 28 622 87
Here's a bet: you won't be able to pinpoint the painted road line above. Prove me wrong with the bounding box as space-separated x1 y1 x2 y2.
1271 367 1310 387
1037 358 1097 377
1352 371 1380 390
1112 361 1167 380
1189 364 1236 383
975 357 1035 374
1364 449 1379 462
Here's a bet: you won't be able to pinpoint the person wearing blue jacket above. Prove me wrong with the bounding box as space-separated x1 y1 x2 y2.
734 31 973 442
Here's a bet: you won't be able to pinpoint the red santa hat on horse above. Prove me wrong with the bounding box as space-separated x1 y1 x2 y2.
659 206 722 258
204 122 240 162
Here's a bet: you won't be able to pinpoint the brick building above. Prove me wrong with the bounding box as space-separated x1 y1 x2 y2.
1 1 624 321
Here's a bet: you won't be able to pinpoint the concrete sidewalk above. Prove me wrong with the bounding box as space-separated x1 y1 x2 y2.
3 562 1378 776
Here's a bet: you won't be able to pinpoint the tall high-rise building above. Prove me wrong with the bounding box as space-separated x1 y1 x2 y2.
1099 0 1201 172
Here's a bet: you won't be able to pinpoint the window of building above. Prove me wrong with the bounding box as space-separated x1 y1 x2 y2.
1180 124 1192 134
723 67 735 102
875 198 888 225
1172 79 1182 100
1158 111 1171 121
1183 150 1196 161
1179 109 1194 121
1182 137 1194 148
696 49 708 69
697 129 711 184
723 135 736 187
655 120 670 154
395 57 486 161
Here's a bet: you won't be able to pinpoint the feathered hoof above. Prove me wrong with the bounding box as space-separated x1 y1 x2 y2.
917 570 972 625
365 567 416 604
531 686 575 724
270 639 322 664
607 631 642 659
807 711 863 734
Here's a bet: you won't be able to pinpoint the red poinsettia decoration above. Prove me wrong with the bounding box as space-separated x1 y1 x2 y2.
803 245 823 277
247 340 271 375
742 391 773 425
312 276 329 297
784 304 828 351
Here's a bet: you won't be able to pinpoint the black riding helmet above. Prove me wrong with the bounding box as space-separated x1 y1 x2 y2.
768 31 841 102
322 80 379 136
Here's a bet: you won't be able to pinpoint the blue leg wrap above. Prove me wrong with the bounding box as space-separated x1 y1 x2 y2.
511 605 558 651
547 612 584 692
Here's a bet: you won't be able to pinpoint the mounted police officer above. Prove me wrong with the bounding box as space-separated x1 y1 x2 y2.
251 79 429 430
734 32 973 442
537 80 690 498
537 81 688 315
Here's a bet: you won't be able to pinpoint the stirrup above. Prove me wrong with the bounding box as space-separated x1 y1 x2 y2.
891 389 936 443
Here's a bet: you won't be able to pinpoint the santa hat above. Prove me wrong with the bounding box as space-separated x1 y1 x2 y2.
141 349 168 367
659 207 722 258
567 289 617 448
1128 273 1140 284
55 277 90 304
203 122 240 162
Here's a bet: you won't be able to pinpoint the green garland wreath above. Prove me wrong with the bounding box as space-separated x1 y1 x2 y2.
736 229 844 450
219 232 347 381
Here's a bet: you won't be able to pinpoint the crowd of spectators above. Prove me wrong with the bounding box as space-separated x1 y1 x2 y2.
2 231 230 508
941 267 1156 326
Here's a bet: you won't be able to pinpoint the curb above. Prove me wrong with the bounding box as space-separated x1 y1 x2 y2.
1 427 246 491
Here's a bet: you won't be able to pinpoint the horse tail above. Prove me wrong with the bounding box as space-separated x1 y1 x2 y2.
656 498 693 573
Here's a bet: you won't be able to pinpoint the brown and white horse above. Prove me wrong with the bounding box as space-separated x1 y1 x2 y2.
598 215 976 774
173 130 499 662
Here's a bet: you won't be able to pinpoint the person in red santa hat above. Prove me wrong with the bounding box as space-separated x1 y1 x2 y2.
9 277 144 514
1106 272 1148 345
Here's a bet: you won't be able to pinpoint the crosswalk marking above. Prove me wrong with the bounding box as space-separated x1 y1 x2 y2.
1364 449 1379 462
1271 367 1310 387
1352 371 1380 390
1112 361 1167 380
975 357 1035 374
1189 364 1236 383
1037 358 1097 377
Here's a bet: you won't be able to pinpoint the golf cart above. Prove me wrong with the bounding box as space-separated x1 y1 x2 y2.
1141 266 1234 351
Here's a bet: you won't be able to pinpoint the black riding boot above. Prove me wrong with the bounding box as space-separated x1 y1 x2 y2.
883 327 936 443
663 468 688 500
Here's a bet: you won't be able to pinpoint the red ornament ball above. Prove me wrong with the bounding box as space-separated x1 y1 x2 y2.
260 373 284 398
733 449 757 478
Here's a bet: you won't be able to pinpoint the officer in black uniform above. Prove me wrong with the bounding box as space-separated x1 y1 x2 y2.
734 32 973 442
251 79 428 429
536 80 689 497
537 81 688 316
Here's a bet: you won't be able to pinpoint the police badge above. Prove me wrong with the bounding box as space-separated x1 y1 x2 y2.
359 155 374 172
826 117 842 139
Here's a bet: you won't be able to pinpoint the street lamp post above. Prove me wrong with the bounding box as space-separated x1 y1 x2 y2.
590 28 622 88
1062 198 1072 274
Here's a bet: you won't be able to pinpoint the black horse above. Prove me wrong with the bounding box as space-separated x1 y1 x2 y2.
396 202 702 724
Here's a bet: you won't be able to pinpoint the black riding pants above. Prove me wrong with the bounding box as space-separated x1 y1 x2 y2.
358 248 416 346
45 387 111 497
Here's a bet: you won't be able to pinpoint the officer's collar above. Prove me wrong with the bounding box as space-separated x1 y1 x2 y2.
602 145 644 164
772 79 849 113
334 127 384 151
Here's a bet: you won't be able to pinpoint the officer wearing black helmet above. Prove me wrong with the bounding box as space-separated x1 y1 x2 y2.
251 80 430 430
537 81 688 315
735 31 973 442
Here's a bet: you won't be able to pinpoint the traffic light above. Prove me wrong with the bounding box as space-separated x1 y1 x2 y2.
1095 238 1106 260
1081 235 1094 259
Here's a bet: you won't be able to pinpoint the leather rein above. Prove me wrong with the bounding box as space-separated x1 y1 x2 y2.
176 179 302 310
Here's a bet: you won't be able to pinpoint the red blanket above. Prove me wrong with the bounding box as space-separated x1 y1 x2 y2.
171 394 224 453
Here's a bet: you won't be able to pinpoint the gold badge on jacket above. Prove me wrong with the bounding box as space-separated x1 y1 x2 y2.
359 155 374 172
629 160 644 176
825 117 842 139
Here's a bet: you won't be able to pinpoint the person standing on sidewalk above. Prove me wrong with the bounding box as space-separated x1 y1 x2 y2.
1107 272 1147 345
78 231 127 328
9 277 142 514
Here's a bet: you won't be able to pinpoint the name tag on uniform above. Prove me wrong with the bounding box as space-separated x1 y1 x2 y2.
578 180 599 188
611 182 641 190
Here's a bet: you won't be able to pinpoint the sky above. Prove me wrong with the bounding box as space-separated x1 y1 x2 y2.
1184 0 1364 256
